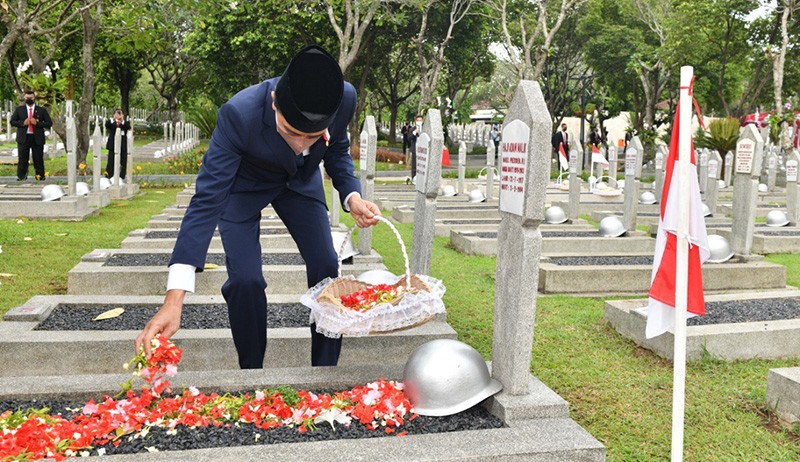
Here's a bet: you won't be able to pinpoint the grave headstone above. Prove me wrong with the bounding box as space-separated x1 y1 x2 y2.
607 145 618 188
127 131 134 183
698 149 709 193
330 186 340 227
655 147 665 202
622 136 645 231
486 141 496 200
724 151 734 188
706 151 722 215
357 116 377 255
410 109 443 275
492 80 551 395
92 123 102 191
567 141 583 221
787 151 800 225
6 112 11 143
66 116 77 196
113 127 122 187
458 141 467 194
731 125 765 255
768 152 778 191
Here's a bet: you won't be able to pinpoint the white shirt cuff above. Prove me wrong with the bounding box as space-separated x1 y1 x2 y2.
342 191 361 212
167 263 196 293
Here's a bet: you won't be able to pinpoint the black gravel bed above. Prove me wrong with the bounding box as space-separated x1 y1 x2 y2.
0 398 503 455
145 228 288 239
688 297 800 326
0 196 40 201
756 230 800 236
548 255 654 266
34 303 310 330
473 231 600 239
103 253 308 267
441 219 500 224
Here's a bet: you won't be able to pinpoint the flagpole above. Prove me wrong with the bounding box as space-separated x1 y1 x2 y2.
672 65 693 462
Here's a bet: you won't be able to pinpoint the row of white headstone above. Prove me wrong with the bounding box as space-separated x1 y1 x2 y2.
158 122 200 159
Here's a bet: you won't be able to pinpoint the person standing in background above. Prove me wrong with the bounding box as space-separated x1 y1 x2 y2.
10 90 52 181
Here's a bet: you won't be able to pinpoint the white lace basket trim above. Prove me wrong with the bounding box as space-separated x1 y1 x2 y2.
300 274 447 338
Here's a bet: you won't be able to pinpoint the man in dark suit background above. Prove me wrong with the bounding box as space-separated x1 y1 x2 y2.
10 90 53 180
551 122 569 167
135 45 380 369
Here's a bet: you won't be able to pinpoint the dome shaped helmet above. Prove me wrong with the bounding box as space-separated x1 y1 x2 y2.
639 191 657 205
598 216 627 237
765 209 790 227
403 339 502 416
707 235 734 263
467 189 486 203
40 184 65 202
331 231 359 260
75 182 90 196
544 206 568 224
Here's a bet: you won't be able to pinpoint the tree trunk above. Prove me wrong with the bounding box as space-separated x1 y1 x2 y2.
772 1 792 116
77 0 101 166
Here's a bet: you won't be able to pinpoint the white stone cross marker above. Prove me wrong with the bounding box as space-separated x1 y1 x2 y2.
655 146 666 202
66 116 77 196
357 116 377 255
567 140 583 221
786 151 800 225
92 123 102 191
410 109 443 276
698 149 709 193
705 151 723 215
622 136 645 231
458 141 467 195
767 152 778 191
113 127 122 187
731 125 765 255
486 141 496 200
492 80 551 395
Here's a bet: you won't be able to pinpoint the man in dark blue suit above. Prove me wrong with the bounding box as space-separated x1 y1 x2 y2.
135 45 380 368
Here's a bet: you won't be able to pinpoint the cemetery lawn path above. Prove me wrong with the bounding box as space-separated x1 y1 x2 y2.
0 187 180 316
348 213 800 461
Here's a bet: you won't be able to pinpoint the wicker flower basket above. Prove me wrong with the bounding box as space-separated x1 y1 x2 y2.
301 216 446 338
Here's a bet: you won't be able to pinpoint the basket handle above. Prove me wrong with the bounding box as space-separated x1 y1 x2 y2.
337 215 411 289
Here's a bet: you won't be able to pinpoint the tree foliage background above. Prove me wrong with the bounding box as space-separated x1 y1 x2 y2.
1 0 799 157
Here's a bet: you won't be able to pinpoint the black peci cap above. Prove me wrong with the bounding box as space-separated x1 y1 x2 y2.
274 45 343 133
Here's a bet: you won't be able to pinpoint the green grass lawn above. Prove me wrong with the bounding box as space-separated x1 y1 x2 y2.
0 189 798 460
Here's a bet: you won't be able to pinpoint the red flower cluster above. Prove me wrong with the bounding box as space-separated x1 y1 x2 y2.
0 336 416 460
340 284 406 312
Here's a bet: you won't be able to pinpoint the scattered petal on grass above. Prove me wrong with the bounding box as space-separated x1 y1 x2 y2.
55 233 68 237
0 273 16 278
23 237 32 241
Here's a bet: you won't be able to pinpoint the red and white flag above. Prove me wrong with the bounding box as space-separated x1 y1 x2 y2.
591 145 609 167
646 100 710 339
558 144 569 170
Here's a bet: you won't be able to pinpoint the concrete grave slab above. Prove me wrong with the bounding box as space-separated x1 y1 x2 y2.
0 365 604 461
766 367 800 424
0 295 456 376
67 248 384 296
604 290 800 361
450 229 655 257
538 253 786 295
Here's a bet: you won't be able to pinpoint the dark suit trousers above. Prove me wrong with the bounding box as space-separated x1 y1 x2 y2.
218 187 342 369
18 134 45 180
